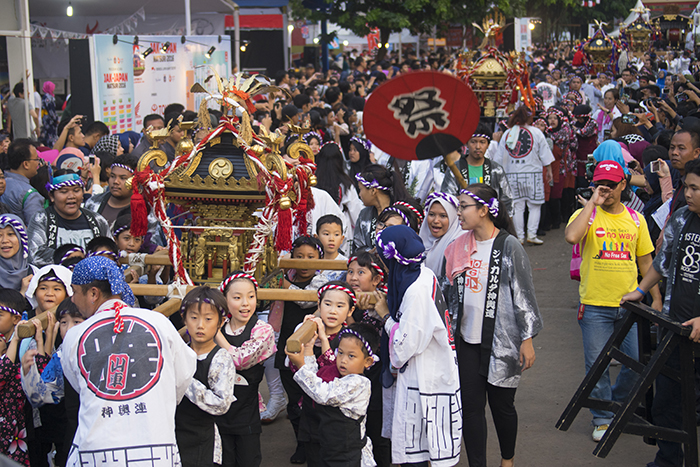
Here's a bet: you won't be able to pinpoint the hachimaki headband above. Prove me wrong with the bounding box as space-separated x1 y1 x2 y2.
0 305 20 316
60 246 85 265
180 296 228 318
338 328 379 364
113 225 131 238
317 283 357 307
424 192 459 211
459 189 500 217
39 273 63 285
45 173 85 192
87 250 119 262
470 133 492 142
110 162 134 174
355 173 390 191
0 214 29 259
219 272 259 293
293 236 324 258
350 135 372 153
347 256 385 282
376 233 425 266
347 256 388 293
304 131 322 145
382 206 409 226
393 201 423 223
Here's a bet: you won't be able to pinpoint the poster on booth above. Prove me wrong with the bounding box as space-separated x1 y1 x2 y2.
92 34 230 131
132 35 230 128
92 35 135 134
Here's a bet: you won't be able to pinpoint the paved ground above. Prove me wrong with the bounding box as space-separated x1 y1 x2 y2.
259 230 662 466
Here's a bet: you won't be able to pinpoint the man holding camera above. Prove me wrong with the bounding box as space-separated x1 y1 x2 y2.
565 160 660 442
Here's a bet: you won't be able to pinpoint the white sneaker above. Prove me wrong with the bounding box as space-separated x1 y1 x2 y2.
592 424 608 442
260 394 287 424
527 236 544 245
518 237 525 245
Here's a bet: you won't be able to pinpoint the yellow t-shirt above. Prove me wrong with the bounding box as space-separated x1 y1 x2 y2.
568 206 654 307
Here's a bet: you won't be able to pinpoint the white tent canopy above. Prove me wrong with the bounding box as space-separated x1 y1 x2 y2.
610 0 649 37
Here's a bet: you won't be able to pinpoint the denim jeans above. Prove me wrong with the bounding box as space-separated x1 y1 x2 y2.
578 304 639 426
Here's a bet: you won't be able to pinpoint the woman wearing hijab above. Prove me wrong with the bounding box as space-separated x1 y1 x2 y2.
545 106 578 229
0 214 31 292
347 136 373 191
418 192 464 277
592 140 647 212
371 225 462 467
40 82 59 148
118 131 140 155
93 134 124 159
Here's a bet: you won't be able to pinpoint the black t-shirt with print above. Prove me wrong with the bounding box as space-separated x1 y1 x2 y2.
673 214 700 323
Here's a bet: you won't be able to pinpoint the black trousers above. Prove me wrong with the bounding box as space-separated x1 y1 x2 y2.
219 432 261 467
279 369 304 437
652 346 700 467
365 409 391 467
458 342 518 467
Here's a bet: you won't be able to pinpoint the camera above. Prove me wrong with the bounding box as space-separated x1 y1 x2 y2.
676 92 689 103
576 187 593 200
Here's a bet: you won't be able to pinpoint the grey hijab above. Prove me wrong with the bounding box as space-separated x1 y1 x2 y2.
0 214 30 291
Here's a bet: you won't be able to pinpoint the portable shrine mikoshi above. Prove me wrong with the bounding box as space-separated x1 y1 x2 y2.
456 10 535 120
620 7 658 58
129 70 317 293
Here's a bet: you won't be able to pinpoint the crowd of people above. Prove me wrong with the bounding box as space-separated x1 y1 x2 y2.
0 41 697 467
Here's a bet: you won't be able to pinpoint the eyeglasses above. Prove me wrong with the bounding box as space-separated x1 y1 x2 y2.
457 204 480 211
593 181 621 189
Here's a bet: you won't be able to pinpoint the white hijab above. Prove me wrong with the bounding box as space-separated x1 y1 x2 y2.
418 193 464 276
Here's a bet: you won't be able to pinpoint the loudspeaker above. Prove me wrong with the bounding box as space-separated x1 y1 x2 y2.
303 46 318 69
68 39 94 122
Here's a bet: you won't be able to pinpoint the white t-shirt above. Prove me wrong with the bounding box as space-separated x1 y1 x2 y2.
460 238 495 344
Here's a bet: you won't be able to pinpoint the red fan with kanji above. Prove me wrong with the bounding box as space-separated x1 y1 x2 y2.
363 71 481 188
364 71 480 159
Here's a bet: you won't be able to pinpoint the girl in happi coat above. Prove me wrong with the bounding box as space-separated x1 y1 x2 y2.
444 184 543 467
215 272 275 466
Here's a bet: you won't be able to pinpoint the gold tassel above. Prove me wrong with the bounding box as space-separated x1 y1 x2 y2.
198 99 211 132
239 111 253 145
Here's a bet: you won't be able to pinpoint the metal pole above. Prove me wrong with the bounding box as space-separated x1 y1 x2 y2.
282 8 289 70
398 30 402 62
21 0 31 139
219 0 240 72
234 5 240 72
185 0 192 36
321 19 328 72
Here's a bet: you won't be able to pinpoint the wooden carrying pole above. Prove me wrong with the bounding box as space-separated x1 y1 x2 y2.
119 255 350 271
287 319 318 353
16 307 55 338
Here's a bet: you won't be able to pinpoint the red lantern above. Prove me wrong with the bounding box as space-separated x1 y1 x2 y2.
363 71 481 161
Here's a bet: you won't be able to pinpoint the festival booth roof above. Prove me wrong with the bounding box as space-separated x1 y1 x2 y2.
611 0 699 36
28 0 288 17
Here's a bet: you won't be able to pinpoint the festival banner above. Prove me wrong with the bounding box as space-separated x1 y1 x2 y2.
92 34 231 131
93 35 134 133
